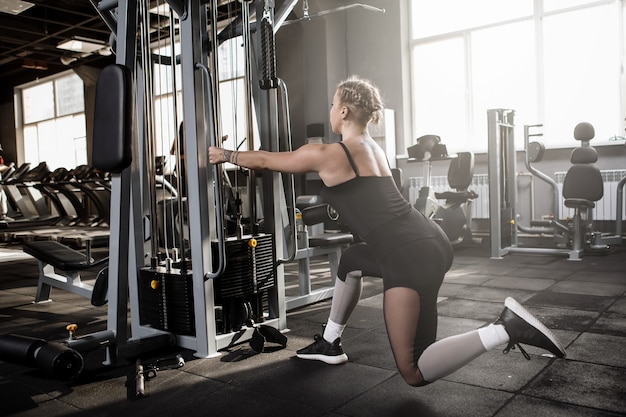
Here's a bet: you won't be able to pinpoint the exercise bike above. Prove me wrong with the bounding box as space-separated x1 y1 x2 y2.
409 135 478 245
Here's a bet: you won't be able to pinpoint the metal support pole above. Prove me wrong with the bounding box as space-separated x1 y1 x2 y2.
178 0 218 358
105 0 137 365
488 109 506 258
253 0 287 330
616 176 626 238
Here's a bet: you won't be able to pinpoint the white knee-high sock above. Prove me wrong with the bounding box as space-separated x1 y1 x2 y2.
323 271 362 343
417 324 509 383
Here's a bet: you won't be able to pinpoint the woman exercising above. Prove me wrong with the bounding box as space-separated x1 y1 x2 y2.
208 75 565 386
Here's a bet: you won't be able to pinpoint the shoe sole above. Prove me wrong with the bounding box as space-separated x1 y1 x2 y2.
505 297 566 358
296 352 348 365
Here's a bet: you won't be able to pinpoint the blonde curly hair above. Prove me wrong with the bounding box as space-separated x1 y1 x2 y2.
336 75 384 125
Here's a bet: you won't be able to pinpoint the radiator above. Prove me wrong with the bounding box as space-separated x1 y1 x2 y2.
408 170 626 221
555 169 626 221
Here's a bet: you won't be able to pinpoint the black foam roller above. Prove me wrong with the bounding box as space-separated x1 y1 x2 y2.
0 334 83 380
0 334 45 367
34 342 83 380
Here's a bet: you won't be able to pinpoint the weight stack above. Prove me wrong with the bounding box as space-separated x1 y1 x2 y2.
213 234 276 332
213 234 275 300
138 267 195 336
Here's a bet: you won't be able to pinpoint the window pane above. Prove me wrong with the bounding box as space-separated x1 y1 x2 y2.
23 82 54 124
411 38 466 151
154 62 174 96
23 125 40 163
71 114 88 167
74 136 88 167
544 0 597 13
36 116 84 170
543 5 620 147
219 78 248 146
36 119 57 168
55 73 84 116
471 20 537 150
154 95 177 156
219 36 245 80
154 43 181 96
411 0 532 39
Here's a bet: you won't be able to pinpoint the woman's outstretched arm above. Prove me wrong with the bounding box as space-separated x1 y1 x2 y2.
208 143 332 175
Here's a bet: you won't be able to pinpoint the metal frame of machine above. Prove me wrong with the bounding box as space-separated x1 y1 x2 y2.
98 0 300 362
486 108 614 261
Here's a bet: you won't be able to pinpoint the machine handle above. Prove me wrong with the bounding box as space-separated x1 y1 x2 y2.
196 62 227 280
523 124 560 219
275 78 297 265
259 17 278 90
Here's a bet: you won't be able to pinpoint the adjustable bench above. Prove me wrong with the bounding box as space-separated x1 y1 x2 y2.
23 240 107 303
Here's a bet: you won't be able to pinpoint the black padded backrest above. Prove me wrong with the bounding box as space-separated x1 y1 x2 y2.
93 64 133 173
562 164 603 202
570 146 598 164
391 167 402 190
447 152 474 191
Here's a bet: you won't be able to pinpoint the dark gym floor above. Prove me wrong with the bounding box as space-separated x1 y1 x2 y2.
1 241 625 417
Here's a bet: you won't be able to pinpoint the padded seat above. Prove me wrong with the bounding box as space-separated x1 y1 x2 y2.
23 240 107 303
434 189 478 203
308 232 353 247
23 241 92 270
564 198 595 209
433 152 477 205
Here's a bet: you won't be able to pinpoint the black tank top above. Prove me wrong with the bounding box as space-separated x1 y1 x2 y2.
321 142 414 243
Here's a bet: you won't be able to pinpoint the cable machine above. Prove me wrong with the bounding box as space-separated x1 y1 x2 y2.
0 0 388 380
99 0 296 361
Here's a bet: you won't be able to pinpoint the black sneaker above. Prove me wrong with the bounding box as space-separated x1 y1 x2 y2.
495 297 566 359
296 334 348 365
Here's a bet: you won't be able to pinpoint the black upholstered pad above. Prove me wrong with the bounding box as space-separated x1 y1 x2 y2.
23 241 91 270
92 64 133 173
309 233 353 247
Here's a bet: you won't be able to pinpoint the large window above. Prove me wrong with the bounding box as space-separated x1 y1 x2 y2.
18 71 87 169
409 0 625 152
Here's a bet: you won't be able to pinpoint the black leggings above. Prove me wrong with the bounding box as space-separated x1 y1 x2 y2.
338 237 452 292
337 234 452 359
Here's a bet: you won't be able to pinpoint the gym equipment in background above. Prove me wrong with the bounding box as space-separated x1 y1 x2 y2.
409 135 479 245
487 109 611 260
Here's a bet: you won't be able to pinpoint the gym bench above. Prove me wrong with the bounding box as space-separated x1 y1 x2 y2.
286 196 354 311
23 240 107 303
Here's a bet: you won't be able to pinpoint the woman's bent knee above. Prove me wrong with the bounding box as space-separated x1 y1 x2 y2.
398 367 427 387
